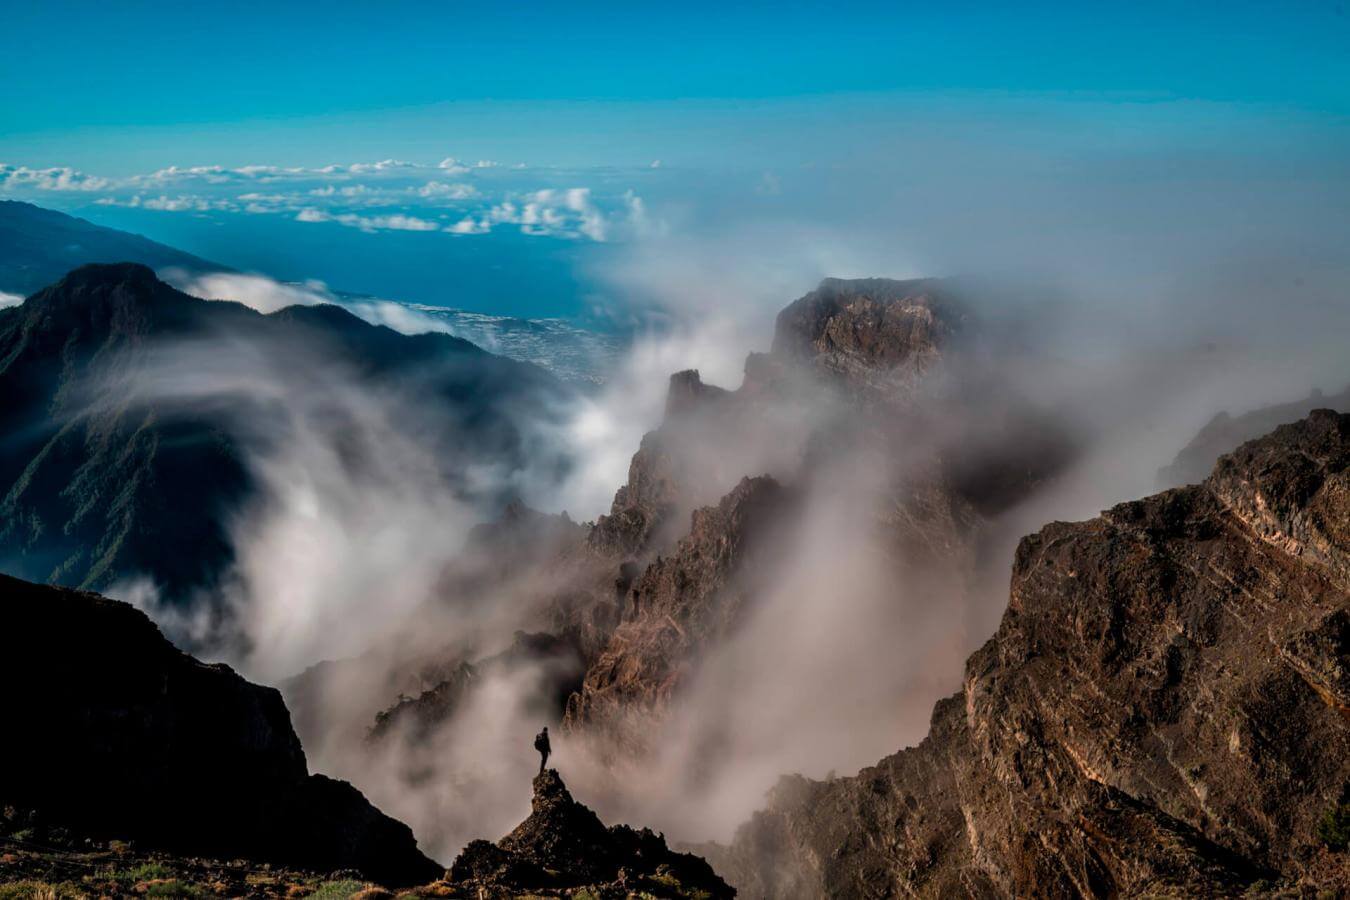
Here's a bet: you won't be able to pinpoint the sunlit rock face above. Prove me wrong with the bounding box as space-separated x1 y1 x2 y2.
701 410 1350 898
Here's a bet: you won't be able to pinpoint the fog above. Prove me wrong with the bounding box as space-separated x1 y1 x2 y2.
97 113 1350 862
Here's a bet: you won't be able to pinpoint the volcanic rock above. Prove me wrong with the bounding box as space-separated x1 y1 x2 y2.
565 476 790 752
767 276 969 401
447 769 733 897
701 410 1350 897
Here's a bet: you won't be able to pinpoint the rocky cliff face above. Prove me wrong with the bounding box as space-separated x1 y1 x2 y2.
701 410 1350 897
447 769 733 897
565 476 790 753
0 573 442 887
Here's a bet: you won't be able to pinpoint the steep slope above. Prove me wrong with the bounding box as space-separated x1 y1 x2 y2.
0 573 442 887
447 769 733 897
0 262 568 607
703 410 1350 898
0 200 223 295
1161 383 1350 486
566 476 790 753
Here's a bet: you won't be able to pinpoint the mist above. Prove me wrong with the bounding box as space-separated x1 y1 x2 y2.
88 104 1350 864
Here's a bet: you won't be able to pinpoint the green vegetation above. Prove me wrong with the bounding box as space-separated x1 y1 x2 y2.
0 881 86 899
121 861 175 881
1316 798 1350 852
303 881 372 900
143 881 204 898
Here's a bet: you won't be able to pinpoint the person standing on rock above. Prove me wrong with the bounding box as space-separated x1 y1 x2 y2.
534 726 551 774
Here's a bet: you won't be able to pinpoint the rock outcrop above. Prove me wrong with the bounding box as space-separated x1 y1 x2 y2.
768 276 968 400
565 477 790 752
0 573 443 887
447 769 733 897
587 369 745 559
702 410 1350 897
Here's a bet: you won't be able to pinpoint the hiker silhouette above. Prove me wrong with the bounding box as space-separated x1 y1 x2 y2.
534 726 551 774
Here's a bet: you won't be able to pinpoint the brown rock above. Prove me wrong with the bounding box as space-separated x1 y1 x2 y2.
702 411 1350 897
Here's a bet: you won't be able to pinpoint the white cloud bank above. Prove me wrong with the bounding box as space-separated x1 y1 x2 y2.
16 156 661 243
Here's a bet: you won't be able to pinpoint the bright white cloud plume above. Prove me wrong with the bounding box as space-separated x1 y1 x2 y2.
0 290 25 309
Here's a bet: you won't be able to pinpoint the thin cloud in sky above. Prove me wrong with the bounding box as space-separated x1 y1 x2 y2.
12 156 659 242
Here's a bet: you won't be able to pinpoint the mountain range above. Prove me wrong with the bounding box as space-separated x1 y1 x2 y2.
0 213 1347 897
0 260 568 617
0 200 621 383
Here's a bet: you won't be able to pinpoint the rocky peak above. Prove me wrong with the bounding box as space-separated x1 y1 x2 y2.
666 368 730 418
1207 407 1350 576
447 768 733 896
498 770 617 873
769 276 969 399
12 263 184 351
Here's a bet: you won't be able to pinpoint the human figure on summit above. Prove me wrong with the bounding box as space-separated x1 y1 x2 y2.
534 726 551 774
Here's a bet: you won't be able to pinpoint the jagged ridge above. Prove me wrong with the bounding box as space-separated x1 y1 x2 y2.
702 410 1350 897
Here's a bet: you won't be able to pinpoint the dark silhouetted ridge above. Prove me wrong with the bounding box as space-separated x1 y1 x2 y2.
0 201 224 296
0 573 442 887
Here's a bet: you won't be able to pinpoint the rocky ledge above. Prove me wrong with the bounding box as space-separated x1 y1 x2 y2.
447 769 733 897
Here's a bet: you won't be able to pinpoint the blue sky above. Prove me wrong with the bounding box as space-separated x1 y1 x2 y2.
1 1 1347 320
3 1 1347 168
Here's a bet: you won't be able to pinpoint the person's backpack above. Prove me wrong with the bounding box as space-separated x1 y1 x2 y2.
534 732 547 752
